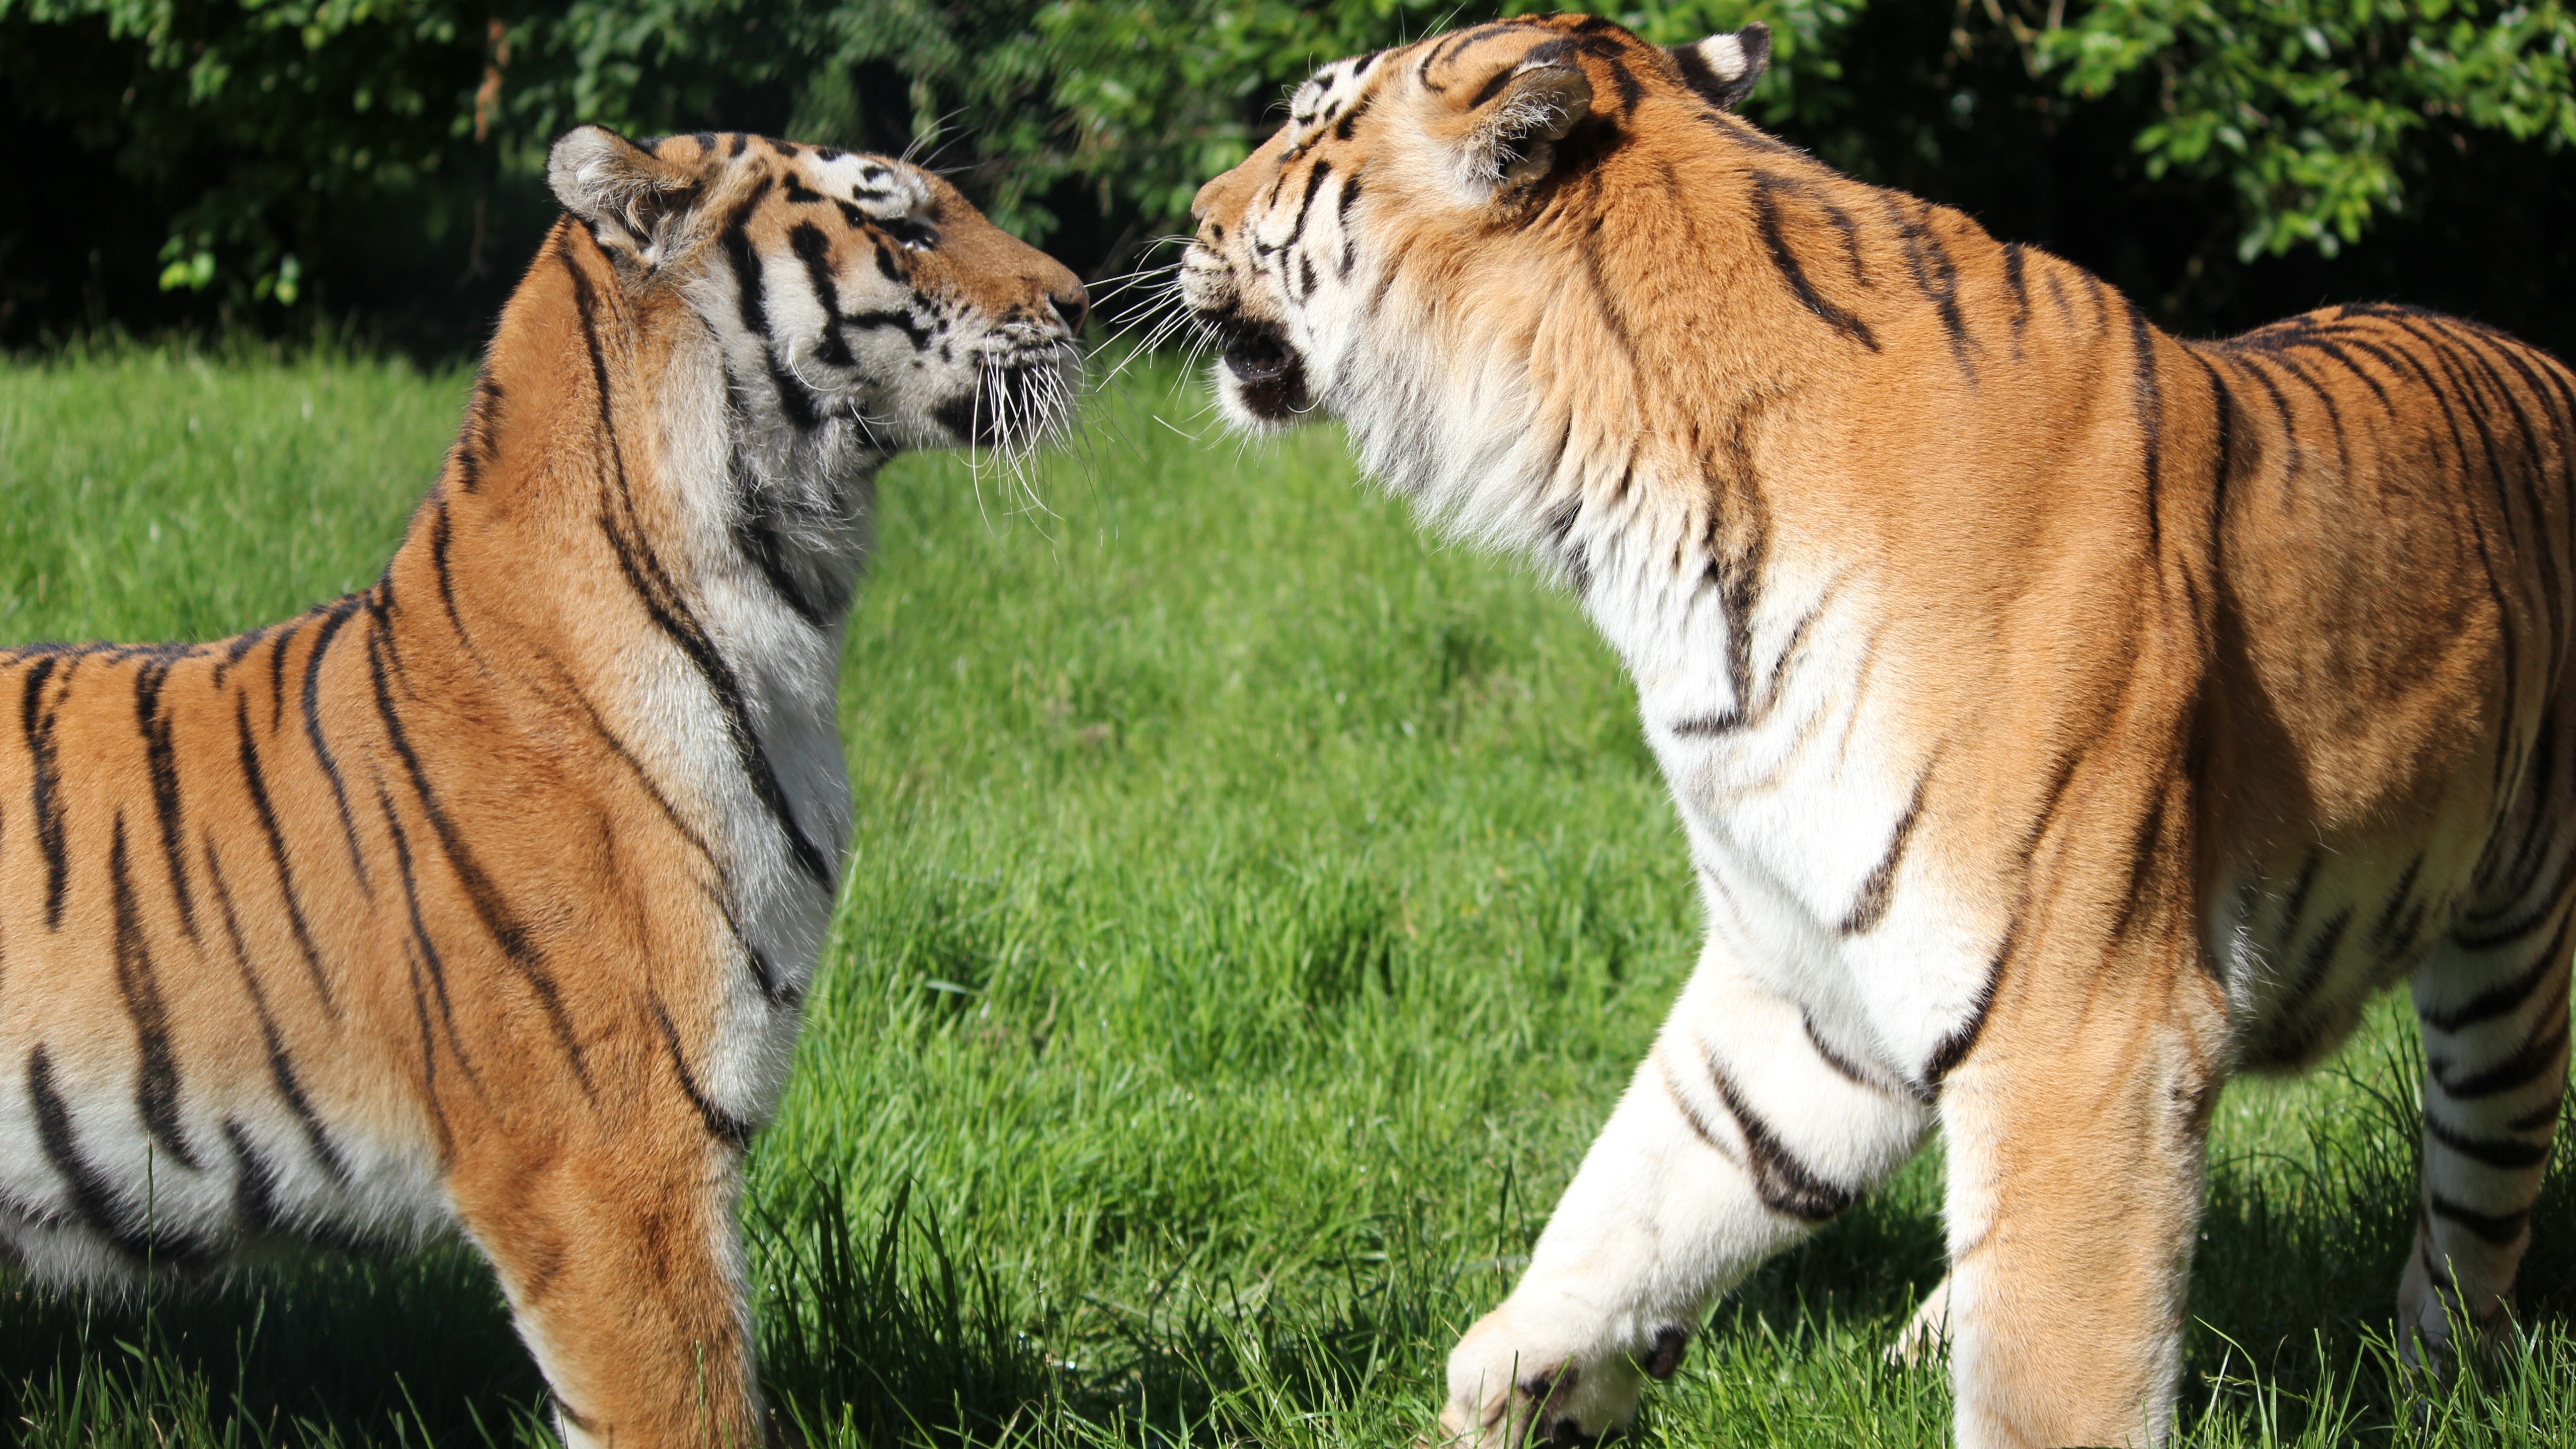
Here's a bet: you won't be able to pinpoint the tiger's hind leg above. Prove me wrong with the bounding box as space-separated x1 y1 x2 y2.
1438 941 1932 1447
450 1125 762 1448
2403 864 2574 1365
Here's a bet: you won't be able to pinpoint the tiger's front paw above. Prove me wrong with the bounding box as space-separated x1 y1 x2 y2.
1436 1299 1689 1448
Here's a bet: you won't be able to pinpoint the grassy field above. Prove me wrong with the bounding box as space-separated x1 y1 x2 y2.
1 344 2573 1447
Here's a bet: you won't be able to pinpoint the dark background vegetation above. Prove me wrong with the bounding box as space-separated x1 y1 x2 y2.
4 0 2576 360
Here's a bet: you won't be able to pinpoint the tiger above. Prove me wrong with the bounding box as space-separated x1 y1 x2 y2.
1179 14 2576 1448
0 125 1084 1447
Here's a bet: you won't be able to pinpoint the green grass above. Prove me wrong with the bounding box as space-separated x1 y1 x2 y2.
1 343 2573 1447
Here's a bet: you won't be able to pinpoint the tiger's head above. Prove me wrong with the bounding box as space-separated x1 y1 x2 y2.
1180 14 1770 523
547 127 1087 463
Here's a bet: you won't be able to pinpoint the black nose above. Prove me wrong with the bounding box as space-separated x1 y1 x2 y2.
1050 289 1089 334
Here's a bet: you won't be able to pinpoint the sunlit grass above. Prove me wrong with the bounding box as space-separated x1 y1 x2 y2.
0 343 2569 1447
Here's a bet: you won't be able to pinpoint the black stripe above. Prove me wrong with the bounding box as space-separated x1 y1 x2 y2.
2454 837 2576 948
109 814 199 1170
1539 487 1582 576
1925 924 2009 1088
1705 1052 1854 1221
2267 907 2353 1050
733 508 830 628
22 656 69 930
1801 1010 1909 1100
2431 1003 2570 1100
2423 1113 2554 1171
1597 50 1645 114
374 781 478 1086
402 936 453 1160
133 657 199 938
786 221 854 367
533 652 792 1009
214 626 270 687
2285 334 2400 418
2423 908 2573 1032
203 836 347 1183
757 345 819 422
1335 175 1365 277
1840 769 1928 935
564 235 836 891
720 176 778 335
2189 351 2239 526
265 616 299 730
1657 1057 1739 1164
1692 107 1801 157
365 623 589 1091
429 497 488 670
2427 1191 2532 1246
2128 299 2164 556
2001 243 2028 339
299 596 374 895
456 371 503 493
841 307 933 349
2367 856 2426 958
1749 173 1876 350
235 694 335 1007
595 499 834 888
2278 849 2324 943
652 999 754 1150
2508 1093 2566 1133
712 180 825 428
1333 94 1372 142
1282 159 1335 252
28 1046 213 1267
223 1119 283 1238
1890 199 1975 379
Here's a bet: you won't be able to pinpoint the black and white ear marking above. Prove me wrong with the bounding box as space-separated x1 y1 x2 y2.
1670 22 1771 112
548 125 698 269
1461 59 1595 194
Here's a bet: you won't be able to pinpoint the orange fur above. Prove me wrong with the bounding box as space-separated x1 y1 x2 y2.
0 128 1083 1447
1184 17 2576 1447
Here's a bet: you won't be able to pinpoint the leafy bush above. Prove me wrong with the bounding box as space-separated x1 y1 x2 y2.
4 0 2575 349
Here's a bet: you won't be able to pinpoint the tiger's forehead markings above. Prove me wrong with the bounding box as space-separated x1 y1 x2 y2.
1286 51 1385 145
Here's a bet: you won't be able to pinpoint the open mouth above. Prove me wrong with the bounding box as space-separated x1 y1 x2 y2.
1214 319 1311 422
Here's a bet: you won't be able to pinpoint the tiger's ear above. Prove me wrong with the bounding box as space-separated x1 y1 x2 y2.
1670 22 1771 112
548 125 700 270
1455 57 1595 196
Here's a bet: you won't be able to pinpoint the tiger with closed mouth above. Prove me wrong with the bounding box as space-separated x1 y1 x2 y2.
1183 14 2576 1448
0 126 1084 1446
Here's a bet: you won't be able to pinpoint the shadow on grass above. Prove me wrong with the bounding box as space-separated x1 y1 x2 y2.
0 1246 547 1448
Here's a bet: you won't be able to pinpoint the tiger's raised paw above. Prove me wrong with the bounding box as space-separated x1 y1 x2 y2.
1437 1303 1689 1448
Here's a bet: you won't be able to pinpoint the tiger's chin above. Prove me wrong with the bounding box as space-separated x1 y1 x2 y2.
1212 318 1314 428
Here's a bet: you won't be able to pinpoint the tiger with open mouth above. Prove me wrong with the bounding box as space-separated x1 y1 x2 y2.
1184 14 2576 1448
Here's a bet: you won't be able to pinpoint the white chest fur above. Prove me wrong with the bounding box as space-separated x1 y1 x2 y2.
632 352 874 1128
1580 528 1993 1089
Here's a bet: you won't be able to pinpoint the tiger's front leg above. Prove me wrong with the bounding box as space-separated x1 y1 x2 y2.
449 1108 762 1447
1932 903 2227 1449
1439 944 1932 1446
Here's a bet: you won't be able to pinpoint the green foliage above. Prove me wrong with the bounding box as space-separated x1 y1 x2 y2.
2043 0 2576 257
0 0 492 309
8 0 2576 320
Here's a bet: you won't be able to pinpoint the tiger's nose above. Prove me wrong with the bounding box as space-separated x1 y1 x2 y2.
1050 288 1089 335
